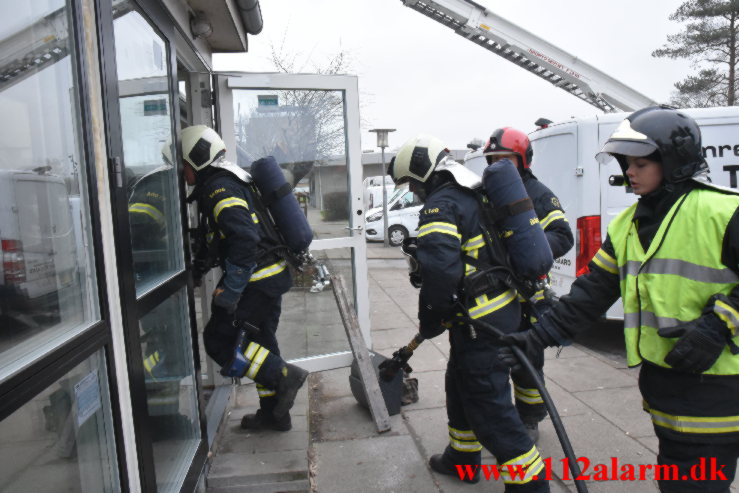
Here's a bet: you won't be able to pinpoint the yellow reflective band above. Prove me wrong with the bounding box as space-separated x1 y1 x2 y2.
499 445 544 484
514 385 544 405
469 289 517 319
531 290 545 302
714 300 739 333
244 342 259 361
249 260 287 282
450 438 483 452
256 384 276 397
418 221 462 240
251 212 259 224
448 425 482 452
464 248 480 275
540 210 567 229
592 248 618 274
462 234 485 251
214 197 249 223
143 351 160 373
448 426 477 440
129 203 165 226
246 347 270 380
644 403 739 434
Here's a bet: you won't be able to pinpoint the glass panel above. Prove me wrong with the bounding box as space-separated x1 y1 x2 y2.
278 248 354 360
0 0 100 380
113 4 183 295
0 350 119 492
139 288 200 492
232 89 351 239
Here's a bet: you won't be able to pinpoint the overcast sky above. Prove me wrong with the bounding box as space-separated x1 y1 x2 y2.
213 0 692 151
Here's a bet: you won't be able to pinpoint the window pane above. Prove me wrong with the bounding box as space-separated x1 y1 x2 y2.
0 0 100 381
0 350 120 492
113 5 183 295
232 89 351 239
140 288 200 491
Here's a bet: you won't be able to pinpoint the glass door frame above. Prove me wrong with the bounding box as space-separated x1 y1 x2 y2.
215 73 370 372
96 0 208 491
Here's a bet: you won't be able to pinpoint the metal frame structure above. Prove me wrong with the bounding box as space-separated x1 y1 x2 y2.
402 0 657 112
217 72 371 372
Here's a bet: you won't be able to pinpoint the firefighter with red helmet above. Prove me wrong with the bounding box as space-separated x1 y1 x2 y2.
482 127 574 441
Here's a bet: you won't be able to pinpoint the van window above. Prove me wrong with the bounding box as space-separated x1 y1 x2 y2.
0 2 101 397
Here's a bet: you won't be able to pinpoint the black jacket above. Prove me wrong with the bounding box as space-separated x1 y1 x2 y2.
416 181 518 333
198 169 291 296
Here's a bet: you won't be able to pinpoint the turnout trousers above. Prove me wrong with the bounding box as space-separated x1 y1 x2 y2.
443 300 549 492
204 285 285 413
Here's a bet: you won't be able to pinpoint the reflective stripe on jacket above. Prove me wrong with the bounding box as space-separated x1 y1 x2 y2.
608 188 739 374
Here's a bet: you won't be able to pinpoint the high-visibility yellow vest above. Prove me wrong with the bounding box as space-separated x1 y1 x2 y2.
608 188 739 375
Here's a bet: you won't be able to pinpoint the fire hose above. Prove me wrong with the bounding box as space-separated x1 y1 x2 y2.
379 319 588 493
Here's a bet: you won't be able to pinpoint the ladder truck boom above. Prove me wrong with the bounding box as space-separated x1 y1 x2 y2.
402 0 657 113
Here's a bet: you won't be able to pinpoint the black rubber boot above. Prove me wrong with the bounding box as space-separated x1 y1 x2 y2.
273 363 309 418
429 453 480 484
240 409 291 432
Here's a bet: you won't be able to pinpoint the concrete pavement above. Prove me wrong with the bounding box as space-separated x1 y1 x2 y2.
206 242 738 492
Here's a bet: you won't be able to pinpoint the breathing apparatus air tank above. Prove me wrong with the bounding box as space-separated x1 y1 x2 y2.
250 156 313 253
482 158 553 279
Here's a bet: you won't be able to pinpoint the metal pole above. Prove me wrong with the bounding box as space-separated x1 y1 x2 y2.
381 146 389 247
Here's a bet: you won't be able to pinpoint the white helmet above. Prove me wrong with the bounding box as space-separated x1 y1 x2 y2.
390 134 449 185
180 125 226 171
389 134 481 189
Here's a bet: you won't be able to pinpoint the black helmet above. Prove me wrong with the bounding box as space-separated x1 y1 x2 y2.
596 106 707 184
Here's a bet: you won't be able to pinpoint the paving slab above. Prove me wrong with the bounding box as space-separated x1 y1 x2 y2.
207 449 308 489
371 326 421 352
536 412 657 489
401 369 447 411
544 354 637 393
312 395 408 442
575 387 654 438
312 435 437 493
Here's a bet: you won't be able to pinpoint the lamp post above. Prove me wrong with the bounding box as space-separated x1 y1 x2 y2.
369 128 396 247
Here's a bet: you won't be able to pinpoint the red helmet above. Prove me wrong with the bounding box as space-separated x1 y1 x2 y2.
483 127 533 168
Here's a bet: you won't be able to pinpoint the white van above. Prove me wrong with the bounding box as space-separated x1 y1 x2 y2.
523 106 739 318
363 175 395 210
0 170 79 324
364 187 424 246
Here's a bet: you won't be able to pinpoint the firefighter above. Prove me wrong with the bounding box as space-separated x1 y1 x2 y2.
181 125 308 432
500 106 739 492
389 135 549 491
482 127 574 441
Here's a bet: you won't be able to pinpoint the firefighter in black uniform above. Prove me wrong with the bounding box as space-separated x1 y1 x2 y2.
389 135 549 491
483 127 574 441
181 125 308 432
501 107 739 492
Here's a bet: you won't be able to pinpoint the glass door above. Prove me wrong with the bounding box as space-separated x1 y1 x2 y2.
215 73 369 372
100 1 204 491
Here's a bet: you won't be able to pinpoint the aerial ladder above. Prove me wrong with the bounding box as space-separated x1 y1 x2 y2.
402 0 658 112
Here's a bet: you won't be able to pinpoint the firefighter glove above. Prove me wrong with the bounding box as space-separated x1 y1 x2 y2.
659 312 727 374
499 316 569 372
213 259 255 314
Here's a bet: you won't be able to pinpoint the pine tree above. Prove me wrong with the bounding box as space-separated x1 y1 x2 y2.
653 0 739 107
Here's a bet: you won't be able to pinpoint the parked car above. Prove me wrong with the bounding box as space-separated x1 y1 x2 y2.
364 187 423 246
363 175 395 210
0 169 80 325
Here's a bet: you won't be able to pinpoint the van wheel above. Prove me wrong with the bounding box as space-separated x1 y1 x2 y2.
387 226 408 247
